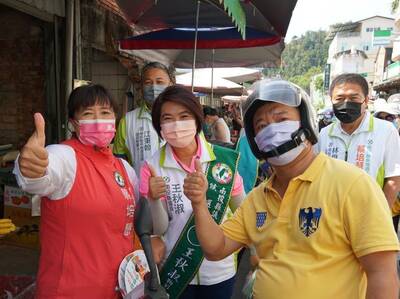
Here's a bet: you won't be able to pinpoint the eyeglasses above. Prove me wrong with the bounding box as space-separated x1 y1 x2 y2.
377 114 397 122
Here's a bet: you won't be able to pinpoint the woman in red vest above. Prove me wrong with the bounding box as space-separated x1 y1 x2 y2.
14 85 147 298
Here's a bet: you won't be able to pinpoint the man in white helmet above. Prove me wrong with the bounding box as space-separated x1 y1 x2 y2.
182 79 399 299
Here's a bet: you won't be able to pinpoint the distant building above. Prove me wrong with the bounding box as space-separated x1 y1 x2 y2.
326 16 394 90
331 47 368 77
373 47 393 90
373 12 400 96
392 11 400 62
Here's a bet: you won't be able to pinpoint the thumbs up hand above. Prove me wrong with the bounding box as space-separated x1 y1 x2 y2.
19 113 49 178
183 159 208 206
148 164 166 200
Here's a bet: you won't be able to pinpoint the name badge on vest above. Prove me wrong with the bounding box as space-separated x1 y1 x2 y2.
114 171 125 188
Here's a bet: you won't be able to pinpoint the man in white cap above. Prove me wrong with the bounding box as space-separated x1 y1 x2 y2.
387 93 400 134
375 97 400 134
182 79 399 299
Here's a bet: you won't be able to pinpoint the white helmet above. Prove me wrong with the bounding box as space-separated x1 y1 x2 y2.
387 94 400 115
388 93 400 105
374 98 400 116
243 79 318 159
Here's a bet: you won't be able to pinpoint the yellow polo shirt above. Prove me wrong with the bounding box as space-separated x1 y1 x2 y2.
221 153 399 299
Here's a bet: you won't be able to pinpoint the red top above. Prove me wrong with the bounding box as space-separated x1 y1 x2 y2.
36 138 135 299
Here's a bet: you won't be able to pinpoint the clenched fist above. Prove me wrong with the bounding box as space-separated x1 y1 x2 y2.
19 113 48 178
148 164 166 200
183 159 208 206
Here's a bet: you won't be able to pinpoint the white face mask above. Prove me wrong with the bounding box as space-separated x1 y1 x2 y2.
254 120 305 166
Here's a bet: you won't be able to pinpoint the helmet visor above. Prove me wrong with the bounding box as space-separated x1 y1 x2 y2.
257 83 301 107
244 80 302 115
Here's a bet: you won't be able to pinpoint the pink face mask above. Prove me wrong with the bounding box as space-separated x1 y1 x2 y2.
161 120 197 148
78 119 116 148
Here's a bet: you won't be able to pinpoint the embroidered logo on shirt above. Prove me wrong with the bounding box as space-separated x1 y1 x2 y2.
299 207 322 237
211 163 233 184
256 212 267 228
114 171 125 187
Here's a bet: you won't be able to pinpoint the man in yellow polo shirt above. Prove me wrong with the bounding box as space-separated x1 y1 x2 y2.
183 79 399 299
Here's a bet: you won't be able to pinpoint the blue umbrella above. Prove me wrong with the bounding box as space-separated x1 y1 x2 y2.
116 0 294 87
119 26 282 93
116 0 297 38
119 27 283 68
120 27 281 50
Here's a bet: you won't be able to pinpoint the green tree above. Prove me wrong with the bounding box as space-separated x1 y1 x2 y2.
290 66 323 92
314 76 324 93
263 30 330 92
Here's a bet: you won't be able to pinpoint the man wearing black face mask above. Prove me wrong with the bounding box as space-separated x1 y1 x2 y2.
319 73 400 209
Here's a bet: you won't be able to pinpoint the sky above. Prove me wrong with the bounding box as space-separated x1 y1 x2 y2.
285 0 394 41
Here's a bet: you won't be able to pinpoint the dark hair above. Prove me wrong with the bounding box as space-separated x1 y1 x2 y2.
141 61 176 84
203 106 218 116
329 73 369 97
152 85 203 138
68 84 118 119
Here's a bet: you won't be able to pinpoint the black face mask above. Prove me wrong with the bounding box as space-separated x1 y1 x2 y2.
333 101 363 124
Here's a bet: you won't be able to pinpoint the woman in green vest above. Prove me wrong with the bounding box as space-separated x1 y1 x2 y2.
139 85 246 299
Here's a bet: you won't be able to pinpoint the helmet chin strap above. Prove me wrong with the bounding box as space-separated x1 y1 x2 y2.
263 129 307 158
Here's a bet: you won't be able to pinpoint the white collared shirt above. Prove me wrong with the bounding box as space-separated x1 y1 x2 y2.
124 107 162 175
13 144 139 200
318 111 400 186
144 135 243 285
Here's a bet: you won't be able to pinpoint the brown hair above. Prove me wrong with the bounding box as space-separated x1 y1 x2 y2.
67 84 118 119
151 85 204 138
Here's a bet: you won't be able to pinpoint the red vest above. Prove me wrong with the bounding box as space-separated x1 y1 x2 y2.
36 139 135 299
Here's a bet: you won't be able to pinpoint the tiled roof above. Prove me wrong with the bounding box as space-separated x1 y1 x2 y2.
326 22 360 41
333 49 368 59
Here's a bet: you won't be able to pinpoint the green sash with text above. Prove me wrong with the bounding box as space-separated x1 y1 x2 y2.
160 145 239 299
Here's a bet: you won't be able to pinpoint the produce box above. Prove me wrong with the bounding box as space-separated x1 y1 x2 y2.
2 186 40 249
